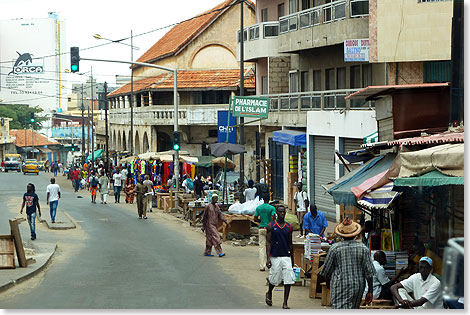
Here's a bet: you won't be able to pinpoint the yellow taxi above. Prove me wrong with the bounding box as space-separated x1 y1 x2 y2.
24 159 39 175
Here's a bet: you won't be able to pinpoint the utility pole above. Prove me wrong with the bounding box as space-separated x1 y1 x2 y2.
104 81 110 175
239 0 245 202
450 0 464 126
90 67 95 165
81 83 85 166
130 30 134 156
87 92 91 162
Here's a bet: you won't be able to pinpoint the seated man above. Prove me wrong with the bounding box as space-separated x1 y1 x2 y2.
391 257 444 309
302 204 328 238
364 251 407 300
410 239 443 276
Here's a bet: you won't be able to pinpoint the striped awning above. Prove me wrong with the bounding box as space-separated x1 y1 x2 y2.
357 181 401 210
363 130 378 144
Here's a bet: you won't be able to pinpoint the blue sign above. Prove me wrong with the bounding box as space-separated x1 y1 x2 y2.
218 110 237 144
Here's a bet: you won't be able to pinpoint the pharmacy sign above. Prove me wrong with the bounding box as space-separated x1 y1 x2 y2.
232 96 270 119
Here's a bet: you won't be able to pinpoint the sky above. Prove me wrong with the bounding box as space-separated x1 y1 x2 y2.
0 0 247 88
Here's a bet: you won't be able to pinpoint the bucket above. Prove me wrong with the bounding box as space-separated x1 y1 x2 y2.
293 267 301 282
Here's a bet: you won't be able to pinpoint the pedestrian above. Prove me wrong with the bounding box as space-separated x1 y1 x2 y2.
20 183 41 240
143 175 154 213
89 171 99 204
293 182 308 238
254 197 276 271
319 217 375 309
182 174 193 194
120 165 128 180
302 204 328 238
1 160 5 171
243 179 257 201
46 177 61 223
58 161 63 173
52 161 58 177
265 205 295 309
193 175 204 199
390 257 444 309
44 160 49 172
98 170 109 204
112 170 122 203
134 176 147 219
125 177 135 204
71 167 81 192
202 195 230 257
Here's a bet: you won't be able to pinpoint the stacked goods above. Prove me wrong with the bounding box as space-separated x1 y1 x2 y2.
298 150 308 188
304 233 322 260
395 252 409 273
289 155 298 173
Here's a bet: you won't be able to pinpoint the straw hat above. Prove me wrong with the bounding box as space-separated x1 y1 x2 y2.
335 217 362 238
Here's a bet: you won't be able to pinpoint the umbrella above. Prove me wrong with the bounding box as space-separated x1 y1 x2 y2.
209 143 246 157
212 157 235 169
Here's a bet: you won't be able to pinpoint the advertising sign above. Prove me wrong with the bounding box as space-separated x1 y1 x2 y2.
232 96 270 119
344 39 369 62
217 110 237 144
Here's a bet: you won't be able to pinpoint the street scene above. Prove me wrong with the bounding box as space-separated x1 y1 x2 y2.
0 0 465 310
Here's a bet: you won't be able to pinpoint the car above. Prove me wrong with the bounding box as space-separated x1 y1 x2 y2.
23 159 39 175
4 154 21 172
214 171 248 189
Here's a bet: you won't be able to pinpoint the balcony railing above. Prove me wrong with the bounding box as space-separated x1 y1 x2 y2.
261 89 374 112
238 21 280 43
279 0 369 35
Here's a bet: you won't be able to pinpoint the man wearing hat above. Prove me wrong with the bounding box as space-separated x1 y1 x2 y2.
391 256 444 309
319 217 375 309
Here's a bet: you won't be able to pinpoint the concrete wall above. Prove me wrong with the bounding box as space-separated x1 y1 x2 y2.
372 0 452 63
387 62 424 85
256 58 268 95
269 56 291 94
256 0 288 21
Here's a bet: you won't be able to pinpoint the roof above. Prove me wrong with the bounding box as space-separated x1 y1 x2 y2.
387 130 464 146
345 83 450 100
108 69 255 97
10 129 59 147
136 0 244 65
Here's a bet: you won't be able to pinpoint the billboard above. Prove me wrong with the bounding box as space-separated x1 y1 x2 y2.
217 110 237 144
344 39 369 62
0 16 67 114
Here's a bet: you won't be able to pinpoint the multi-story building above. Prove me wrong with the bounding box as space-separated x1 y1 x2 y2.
0 118 16 161
107 0 257 169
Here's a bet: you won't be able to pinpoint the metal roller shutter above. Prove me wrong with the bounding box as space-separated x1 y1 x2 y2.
344 138 363 154
313 136 336 222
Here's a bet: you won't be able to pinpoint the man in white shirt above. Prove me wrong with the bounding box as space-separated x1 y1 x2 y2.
112 171 122 203
120 166 128 182
391 256 444 309
46 177 61 223
243 180 257 201
293 182 308 238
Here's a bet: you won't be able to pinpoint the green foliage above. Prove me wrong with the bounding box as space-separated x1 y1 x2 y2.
0 104 47 130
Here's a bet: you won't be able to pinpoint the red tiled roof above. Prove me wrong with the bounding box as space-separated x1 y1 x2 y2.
10 129 59 147
108 69 255 97
136 0 234 64
387 129 464 146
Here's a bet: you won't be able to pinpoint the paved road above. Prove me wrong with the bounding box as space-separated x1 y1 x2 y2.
0 172 263 309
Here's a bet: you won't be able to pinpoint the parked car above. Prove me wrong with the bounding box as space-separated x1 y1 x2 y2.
23 159 39 175
4 154 21 172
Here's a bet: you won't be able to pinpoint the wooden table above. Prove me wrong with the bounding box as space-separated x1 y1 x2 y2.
307 253 327 299
156 192 169 210
292 242 306 278
188 206 206 226
217 214 258 241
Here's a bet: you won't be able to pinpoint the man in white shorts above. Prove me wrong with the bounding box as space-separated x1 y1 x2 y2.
265 205 296 309
293 182 308 238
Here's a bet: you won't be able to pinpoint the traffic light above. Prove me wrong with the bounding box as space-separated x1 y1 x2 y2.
173 131 180 151
30 112 35 123
70 47 80 73
71 146 75 151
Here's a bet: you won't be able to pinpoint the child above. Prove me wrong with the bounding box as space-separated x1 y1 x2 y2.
20 183 41 240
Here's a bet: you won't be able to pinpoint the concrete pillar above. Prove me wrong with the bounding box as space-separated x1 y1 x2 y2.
149 92 153 106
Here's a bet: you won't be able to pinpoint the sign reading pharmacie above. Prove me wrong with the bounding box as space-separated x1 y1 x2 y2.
344 39 369 62
231 96 270 119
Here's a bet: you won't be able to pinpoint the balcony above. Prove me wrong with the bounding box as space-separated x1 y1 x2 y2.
109 104 228 126
260 89 374 127
278 0 369 53
237 22 288 62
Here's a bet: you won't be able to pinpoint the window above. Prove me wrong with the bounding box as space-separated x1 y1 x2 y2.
262 76 268 95
313 70 322 91
302 0 311 10
68 97 72 102
289 72 299 93
261 8 268 22
249 26 259 40
289 16 298 31
350 65 361 88
325 68 334 90
301 71 309 92
278 3 285 18
289 0 298 14
337 67 346 89
362 64 372 87
424 61 451 83
350 0 369 17
280 18 289 33
264 24 279 37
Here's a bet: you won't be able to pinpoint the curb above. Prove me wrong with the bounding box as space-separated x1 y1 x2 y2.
38 212 76 230
0 243 57 294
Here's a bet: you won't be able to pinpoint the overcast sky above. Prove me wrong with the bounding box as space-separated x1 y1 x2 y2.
1 0 248 87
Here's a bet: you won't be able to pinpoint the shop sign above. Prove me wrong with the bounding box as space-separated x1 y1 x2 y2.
344 39 369 62
217 110 237 144
232 96 269 119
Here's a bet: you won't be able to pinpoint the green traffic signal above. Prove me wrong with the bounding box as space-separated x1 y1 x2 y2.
71 64 78 71
30 112 35 123
173 143 180 151
70 47 80 73
173 131 180 151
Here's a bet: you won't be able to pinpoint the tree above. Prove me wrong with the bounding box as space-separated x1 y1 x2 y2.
0 104 47 130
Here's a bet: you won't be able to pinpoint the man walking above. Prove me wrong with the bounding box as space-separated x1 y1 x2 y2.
112 170 122 203
71 167 81 192
254 197 276 271
302 204 328 237
20 183 41 240
89 171 99 204
98 170 109 204
143 175 154 213
46 177 61 223
319 217 375 309
293 182 308 238
52 161 58 177
265 205 296 309
202 195 229 257
134 176 147 219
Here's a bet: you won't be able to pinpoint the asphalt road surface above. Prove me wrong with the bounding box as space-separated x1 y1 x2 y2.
0 172 263 309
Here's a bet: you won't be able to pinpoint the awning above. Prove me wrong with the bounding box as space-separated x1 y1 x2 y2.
86 149 103 161
363 130 378 144
324 153 396 206
38 147 52 153
357 181 401 210
273 130 306 146
393 170 464 187
345 83 450 100
196 156 214 168
339 151 374 164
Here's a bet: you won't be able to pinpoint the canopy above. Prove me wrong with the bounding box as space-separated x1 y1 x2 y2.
212 157 235 169
393 170 464 187
399 143 464 178
357 181 401 210
324 153 396 206
363 130 378 144
138 152 160 160
157 150 190 156
272 130 306 146
120 156 137 164
196 156 214 168
210 143 246 157
180 156 198 163
86 149 103 161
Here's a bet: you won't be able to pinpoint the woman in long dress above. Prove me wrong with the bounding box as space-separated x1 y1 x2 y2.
124 178 135 204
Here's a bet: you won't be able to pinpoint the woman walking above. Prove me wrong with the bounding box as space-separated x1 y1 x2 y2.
124 177 135 204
